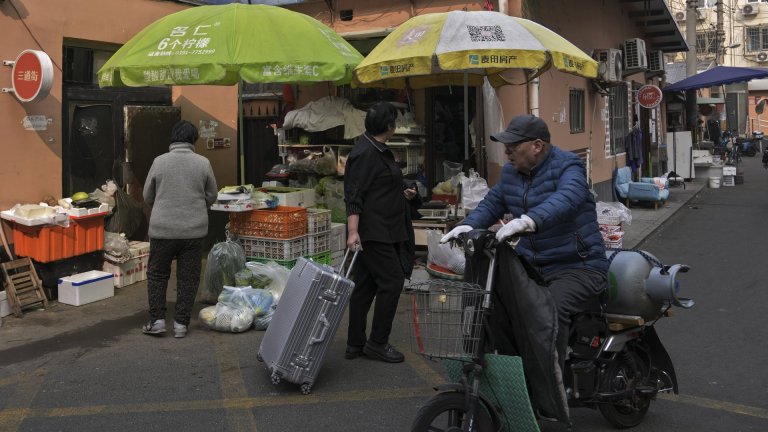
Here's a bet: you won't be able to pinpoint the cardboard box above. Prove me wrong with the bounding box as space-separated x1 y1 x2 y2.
102 252 149 288
0 290 11 317
57 270 114 306
260 187 316 208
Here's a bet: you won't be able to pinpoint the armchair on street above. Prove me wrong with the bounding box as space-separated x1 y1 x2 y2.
614 166 669 210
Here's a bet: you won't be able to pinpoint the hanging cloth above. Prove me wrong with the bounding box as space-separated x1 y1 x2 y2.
624 128 644 174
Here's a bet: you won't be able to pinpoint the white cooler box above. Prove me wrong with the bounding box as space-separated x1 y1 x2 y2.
58 270 114 306
1 290 11 317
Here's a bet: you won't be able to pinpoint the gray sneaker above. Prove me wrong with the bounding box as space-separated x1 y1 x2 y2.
142 319 166 335
173 321 188 338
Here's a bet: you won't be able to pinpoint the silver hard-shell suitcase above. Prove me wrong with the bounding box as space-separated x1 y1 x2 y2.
258 249 358 394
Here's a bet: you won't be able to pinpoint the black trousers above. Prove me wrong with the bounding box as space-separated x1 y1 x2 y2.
346 241 405 347
146 237 204 326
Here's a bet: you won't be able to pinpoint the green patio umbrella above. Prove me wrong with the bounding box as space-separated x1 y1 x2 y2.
98 3 364 183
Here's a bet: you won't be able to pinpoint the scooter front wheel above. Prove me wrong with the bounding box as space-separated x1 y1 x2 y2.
411 392 497 432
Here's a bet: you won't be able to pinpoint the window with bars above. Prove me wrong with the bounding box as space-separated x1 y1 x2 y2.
696 31 717 55
569 88 585 133
696 0 718 7
745 26 768 53
608 83 628 155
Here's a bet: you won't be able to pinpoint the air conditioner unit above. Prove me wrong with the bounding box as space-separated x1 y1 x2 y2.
674 11 686 21
743 4 758 16
593 49 623 83
623 38 648 70
647 50 665 72
756 52 768 62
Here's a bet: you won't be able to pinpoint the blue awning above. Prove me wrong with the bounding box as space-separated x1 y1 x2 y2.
664 66 768 92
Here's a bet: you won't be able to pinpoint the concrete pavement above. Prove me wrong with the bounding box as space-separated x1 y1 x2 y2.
0 175 706 350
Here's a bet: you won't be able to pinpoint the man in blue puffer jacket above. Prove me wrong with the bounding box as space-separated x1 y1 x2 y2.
442 114 608 396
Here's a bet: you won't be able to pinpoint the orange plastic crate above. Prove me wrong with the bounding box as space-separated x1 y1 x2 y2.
12 215 105 263
229 206 307 239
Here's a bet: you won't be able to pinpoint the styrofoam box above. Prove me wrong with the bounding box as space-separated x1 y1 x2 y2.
330 222 346 253
261 187 316 208
57 270 114 306
103 253 149 288
0 290 11 317
722 166 737 176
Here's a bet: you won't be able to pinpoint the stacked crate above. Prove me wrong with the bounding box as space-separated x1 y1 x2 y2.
330 222 347 268
306 208 332 265
230 206 308 269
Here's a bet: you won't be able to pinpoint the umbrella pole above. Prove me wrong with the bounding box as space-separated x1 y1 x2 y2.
464 72 469 162
239 80 245 185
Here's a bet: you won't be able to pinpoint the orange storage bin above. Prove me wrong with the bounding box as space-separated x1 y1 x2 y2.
229 206 307 239
12 214 105 263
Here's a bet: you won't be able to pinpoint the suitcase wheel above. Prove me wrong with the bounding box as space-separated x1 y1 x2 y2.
271 372 281 385
300 383 312 395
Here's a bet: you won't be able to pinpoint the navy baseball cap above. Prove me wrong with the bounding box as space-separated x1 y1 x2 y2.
490 114 550 145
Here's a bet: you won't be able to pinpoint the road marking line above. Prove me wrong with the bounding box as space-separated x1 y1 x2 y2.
0 387 433 419
214 336 259 432
0 368 47 430
659 393 768 419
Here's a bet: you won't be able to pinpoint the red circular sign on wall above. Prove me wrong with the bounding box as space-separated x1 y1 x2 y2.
637 84 663 109
11 50 54 103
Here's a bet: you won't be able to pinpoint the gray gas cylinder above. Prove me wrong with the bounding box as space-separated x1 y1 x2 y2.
604 250 664 320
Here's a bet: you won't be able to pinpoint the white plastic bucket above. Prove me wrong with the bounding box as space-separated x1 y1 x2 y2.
709 176 721 188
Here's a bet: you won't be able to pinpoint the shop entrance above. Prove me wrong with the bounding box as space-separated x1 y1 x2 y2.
425 86 477 192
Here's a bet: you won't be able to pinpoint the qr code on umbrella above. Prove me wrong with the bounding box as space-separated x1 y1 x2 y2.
467 25 505 42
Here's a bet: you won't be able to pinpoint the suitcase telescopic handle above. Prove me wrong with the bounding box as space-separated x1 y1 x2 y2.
338 247 360 279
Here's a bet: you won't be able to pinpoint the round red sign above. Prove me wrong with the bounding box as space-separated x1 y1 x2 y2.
12 50 54 103
637 84 663 109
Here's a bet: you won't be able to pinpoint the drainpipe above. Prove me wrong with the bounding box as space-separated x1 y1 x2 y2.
530 78 540 117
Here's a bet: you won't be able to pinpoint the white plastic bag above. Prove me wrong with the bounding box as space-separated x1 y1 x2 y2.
218 285 274 317
596 201 632 226
198 303 255 333
426 230 466 275
245 261 290 303
461 169 489 212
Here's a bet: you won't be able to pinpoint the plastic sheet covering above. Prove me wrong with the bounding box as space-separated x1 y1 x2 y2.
202 239 246 304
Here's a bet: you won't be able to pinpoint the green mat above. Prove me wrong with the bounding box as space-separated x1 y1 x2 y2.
444 354 540 432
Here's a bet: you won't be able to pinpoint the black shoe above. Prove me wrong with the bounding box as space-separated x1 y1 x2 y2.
344 345 365 360
363 341 404 363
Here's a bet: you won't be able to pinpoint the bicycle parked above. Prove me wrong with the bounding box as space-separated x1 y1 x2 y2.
406 229 694 431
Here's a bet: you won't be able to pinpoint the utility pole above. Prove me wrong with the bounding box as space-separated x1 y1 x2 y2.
686 0 697 78
716 0 725 65
685 0 698 140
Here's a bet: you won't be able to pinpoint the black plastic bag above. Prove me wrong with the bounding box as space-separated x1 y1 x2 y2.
105 187 145 240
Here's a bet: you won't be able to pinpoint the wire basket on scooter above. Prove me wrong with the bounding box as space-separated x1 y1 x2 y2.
405 279 485 361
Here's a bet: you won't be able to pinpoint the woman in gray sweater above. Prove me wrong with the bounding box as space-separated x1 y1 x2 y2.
142 120 218 338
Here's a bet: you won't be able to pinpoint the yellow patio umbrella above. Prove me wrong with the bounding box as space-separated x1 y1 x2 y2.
353 11 598 160
353 10 598 89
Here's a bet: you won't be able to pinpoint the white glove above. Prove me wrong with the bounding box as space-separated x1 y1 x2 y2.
495 215 536 242
440 225 473 243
